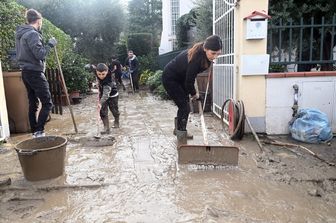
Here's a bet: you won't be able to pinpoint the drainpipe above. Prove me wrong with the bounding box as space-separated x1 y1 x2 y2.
289 84 299 125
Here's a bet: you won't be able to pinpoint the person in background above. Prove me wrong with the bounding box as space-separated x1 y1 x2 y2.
95 63 120 133
162 35 222 144
15 8 57 138
124 50 140 92
109 56 126 91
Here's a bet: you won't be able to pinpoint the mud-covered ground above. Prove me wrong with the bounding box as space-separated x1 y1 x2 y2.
0 84 335 223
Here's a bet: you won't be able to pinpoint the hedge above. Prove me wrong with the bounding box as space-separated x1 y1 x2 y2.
127 33 153 57
0 0 72 71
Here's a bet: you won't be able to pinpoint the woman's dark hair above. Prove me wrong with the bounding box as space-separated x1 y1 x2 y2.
203 35 222 51
188 42 209 68
188 35 222 69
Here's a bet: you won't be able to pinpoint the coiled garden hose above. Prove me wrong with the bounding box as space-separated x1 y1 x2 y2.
221 99 245 140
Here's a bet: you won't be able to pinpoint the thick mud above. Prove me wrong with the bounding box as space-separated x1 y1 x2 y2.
0 85 335 222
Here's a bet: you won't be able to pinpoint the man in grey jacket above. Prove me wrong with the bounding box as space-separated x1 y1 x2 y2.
15 9 57 138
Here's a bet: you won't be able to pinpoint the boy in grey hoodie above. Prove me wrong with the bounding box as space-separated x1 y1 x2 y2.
15 9 57 138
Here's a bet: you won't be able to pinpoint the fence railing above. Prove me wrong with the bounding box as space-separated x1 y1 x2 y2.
45 68 63 115
267 15 336 72
157 49 185 69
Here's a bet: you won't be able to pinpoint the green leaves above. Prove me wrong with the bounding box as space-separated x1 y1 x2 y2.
127 0 162 47
194 0 213 42
0 0 25 71
61 51 91 93
18 0 126 62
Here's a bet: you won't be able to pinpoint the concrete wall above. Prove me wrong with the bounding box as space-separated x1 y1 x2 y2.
234 0 269 132
266 72 336 134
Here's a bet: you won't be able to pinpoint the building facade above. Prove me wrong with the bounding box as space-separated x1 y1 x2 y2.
159 0 194 55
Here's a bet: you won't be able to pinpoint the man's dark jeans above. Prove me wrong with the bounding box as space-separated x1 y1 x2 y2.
22 70 53 133
130 72 140 90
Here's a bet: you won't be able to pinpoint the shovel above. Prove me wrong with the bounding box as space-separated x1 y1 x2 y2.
129 71 135 94
177 80 239 166
54 46 78 133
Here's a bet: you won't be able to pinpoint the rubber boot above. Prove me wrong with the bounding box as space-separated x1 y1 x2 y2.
112 116 119 128
174 117 193 139
176 129 187 146
186 131 193 139
173 117 177 136
101 118 110 134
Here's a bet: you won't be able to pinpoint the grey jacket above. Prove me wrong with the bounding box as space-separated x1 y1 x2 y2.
15 25 51 72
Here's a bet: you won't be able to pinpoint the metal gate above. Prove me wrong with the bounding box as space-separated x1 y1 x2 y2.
212 0 236 124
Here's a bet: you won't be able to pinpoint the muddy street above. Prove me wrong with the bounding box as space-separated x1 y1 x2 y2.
1 88 336 222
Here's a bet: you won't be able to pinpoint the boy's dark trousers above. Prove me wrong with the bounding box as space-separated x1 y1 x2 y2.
115 72 125 90
100 96 120 128
21 70 53 133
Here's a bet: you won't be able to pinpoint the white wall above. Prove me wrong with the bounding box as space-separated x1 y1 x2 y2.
179 0 193 15
0 61 10 139
159 0 172 55
266 76 336 134
159 0 194 55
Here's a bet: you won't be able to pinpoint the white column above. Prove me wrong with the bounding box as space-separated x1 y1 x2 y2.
0 61 10 139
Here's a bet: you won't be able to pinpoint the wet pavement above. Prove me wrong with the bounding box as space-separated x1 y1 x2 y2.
0 86 336 222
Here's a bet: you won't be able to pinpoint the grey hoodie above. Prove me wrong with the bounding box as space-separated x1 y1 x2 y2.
15 25 51 72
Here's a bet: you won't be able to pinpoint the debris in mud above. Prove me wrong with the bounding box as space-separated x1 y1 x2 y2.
6 197 45 202
0 177 11 186
0 183 112 192
202 205 266 222
67 135 116 147
308 188 322 197
262 139 336 166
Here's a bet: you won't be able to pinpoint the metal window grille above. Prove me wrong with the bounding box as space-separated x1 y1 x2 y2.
268 15 336 72
171 0 179 50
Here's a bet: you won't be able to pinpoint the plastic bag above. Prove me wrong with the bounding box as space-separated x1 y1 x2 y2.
289 108 333 143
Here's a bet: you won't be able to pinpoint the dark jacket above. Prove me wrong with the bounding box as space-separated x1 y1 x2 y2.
96 71 118 104
162 49 211 96
109 60 122 75
125 55 139 75
15 25 52 72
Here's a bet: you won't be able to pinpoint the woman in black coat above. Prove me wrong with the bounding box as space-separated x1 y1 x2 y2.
162 35 222 143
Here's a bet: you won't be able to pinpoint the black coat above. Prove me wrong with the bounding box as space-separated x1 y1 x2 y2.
162 49 211 96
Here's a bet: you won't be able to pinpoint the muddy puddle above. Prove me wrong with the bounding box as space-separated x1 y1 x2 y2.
1 85 335 222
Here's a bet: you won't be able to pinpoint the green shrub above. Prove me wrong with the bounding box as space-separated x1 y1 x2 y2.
0 0 72 71
138 52 159 73
0 1 25 71
153 84 169 100
43 20 72 69
115 40 128 64
127 33 153 56
269 64 286 73
61 51 91 93
139 69 154 85
146 70 162 91
143 69 169 99
0 1 91 94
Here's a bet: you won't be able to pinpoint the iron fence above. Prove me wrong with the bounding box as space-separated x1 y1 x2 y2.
268 15 336 72
46 68 63 115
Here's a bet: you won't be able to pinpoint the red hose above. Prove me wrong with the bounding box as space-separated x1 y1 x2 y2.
221 99 245 140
